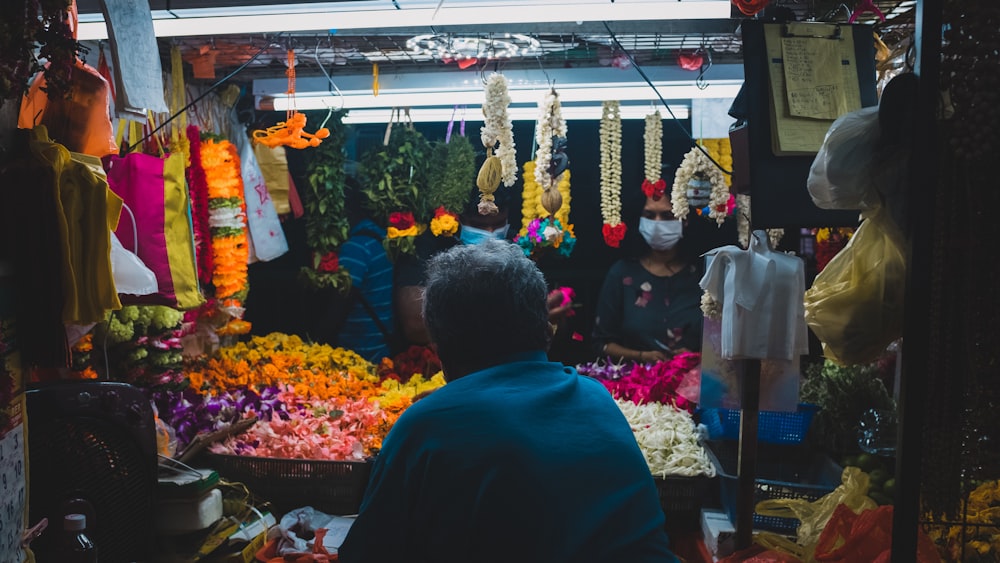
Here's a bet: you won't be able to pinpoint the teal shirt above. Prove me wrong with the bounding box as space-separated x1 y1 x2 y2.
339 351 678 563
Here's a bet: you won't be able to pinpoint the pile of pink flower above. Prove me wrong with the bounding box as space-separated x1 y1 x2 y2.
207 389 391 460
577 352 700 412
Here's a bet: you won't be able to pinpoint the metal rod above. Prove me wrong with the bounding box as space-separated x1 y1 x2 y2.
892 0 942 560
735 359 761 550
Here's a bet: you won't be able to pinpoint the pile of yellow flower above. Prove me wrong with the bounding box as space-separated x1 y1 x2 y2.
926 480 1000 561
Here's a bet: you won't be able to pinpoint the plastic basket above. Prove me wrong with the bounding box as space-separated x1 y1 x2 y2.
654 474 714 532
701 403 819 445
705 440 841 535
203 454 373 517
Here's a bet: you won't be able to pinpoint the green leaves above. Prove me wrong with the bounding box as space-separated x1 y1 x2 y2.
358 126 433 223
427 135 477 213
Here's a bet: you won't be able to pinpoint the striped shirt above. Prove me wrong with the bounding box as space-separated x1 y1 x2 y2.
338 220 394 361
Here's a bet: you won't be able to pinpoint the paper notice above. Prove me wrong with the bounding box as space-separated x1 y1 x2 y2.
781 37 854 120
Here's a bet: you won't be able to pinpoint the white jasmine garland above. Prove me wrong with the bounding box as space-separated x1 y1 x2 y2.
533 89 567 189
599 101 623 228
208 206 246 230
673 146 729 224
615 399 716 478
480 74 517 187
644 111 662 183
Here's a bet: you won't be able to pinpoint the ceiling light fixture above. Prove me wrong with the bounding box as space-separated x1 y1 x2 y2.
338 105 691 124
77 0 732 41
260 82 743 111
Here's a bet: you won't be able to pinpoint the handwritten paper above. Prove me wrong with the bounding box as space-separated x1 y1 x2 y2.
781 37 854 120
764 24 862 154
101 0 168 115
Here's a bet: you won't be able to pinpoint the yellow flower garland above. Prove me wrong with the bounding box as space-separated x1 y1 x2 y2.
519 161 571 234
201 139 251 335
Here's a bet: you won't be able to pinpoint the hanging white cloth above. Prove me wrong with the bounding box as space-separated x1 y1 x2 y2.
700 231 809 361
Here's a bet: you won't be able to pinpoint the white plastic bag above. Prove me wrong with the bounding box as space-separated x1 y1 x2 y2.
807 107 881 211
111 232 159 296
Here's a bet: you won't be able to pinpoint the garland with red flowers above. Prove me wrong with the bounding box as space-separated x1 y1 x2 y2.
186 126 214 286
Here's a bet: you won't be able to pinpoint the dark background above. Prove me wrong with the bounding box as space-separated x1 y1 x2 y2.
244 113 740 366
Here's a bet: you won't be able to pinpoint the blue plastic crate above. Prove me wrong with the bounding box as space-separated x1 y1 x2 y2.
702 403 819 445
705 440 842 535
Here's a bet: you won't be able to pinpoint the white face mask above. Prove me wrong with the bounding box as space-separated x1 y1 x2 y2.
460 223 509 245
639 218 683 250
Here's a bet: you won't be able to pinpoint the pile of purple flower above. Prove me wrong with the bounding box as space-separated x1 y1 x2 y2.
150 386 289 450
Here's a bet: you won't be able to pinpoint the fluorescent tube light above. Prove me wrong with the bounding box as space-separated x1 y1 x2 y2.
77 0 732 40
339 105 690 123
265 82 743 111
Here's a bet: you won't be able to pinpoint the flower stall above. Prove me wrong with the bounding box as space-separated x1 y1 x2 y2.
150 333 446 515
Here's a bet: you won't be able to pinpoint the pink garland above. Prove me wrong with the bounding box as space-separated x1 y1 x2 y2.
186 126 213 286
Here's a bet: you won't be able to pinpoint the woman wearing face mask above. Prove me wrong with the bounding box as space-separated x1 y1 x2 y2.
592 194 704 363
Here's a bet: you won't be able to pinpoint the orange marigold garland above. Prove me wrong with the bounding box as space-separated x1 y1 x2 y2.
200 138 251 336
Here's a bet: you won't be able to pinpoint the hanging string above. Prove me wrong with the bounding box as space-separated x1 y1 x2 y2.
124 32 283 155
602 22 731 176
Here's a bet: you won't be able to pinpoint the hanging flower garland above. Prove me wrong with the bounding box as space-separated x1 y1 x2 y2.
533 89 567 190
516 161 575 258
642 112 667 200
359 126 432 260
200 137 251 336
480 74 517 188
427 134 476 237
520 161 572 231
600 101 626 247
672 146 730 225
186 126 214 286
299 110 352 291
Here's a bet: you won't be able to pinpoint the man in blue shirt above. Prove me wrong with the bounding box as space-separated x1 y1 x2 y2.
339 239 678 563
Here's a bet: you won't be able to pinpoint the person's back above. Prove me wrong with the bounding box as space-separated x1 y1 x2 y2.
337 218 394 361
339 240 677 563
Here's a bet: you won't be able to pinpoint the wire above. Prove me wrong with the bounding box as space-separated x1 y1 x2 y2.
124 32 284 155
601 22 732 176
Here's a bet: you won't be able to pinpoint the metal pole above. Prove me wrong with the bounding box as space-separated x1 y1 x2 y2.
892 0 942 560
735 359 761 550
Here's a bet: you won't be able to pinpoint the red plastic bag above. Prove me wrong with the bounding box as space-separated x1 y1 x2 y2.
814 505 940 563
718 545 801 562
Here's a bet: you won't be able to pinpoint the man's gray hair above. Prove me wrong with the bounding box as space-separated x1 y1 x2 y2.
423 239 550 365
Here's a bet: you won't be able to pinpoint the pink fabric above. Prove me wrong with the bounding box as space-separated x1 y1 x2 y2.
104 153 176 302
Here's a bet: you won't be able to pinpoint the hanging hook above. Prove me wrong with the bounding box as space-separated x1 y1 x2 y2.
695 48 713 90
535 56 554 88
314 41 345 112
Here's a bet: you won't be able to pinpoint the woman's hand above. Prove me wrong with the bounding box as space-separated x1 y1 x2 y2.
546 288 574 323
640 350 669 363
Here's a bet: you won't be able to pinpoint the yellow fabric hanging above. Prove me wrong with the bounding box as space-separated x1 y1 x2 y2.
169 45 190 160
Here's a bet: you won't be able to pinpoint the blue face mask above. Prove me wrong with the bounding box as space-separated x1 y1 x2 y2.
460 224 509 245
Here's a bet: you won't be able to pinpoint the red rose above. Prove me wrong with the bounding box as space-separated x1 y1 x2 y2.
433 206 456 219
641 178 667 200
389 211 415 230
602 223 628 247
317 251 339 273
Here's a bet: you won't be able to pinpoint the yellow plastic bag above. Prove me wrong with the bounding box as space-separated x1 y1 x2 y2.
754 467 878 562
803 209 906 365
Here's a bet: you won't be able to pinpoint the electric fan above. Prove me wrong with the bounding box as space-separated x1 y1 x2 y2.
26 381 157 562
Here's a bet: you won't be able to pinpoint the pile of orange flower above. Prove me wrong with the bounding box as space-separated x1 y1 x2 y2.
181 333 446 459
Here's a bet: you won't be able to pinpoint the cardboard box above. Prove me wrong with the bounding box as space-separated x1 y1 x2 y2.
701 509 735 560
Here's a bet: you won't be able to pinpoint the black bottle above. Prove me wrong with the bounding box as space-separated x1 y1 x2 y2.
55 514 97 562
